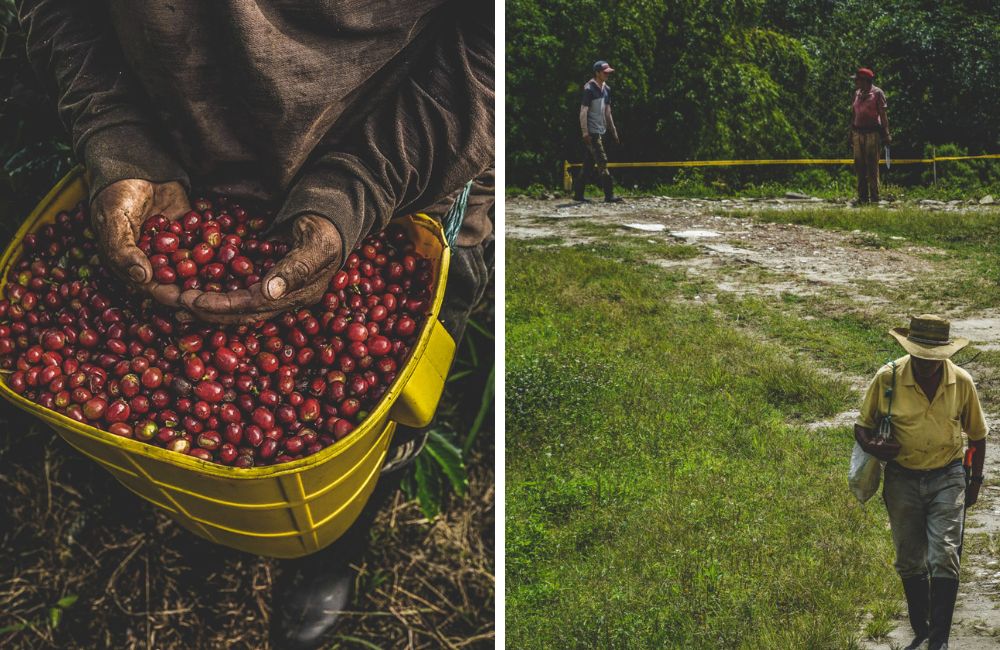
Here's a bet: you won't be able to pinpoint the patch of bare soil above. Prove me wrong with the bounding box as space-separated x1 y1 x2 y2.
507 197 944 304
508 196 1000 649
0 409 494 649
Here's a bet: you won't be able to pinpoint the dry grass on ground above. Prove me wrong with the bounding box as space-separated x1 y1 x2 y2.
0 408 494 650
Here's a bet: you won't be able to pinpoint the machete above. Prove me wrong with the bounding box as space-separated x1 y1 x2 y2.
959 446 975 559
885 145 891 169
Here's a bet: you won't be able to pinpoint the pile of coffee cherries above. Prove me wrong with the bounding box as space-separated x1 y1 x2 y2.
0 197 434 467
139 199 285 291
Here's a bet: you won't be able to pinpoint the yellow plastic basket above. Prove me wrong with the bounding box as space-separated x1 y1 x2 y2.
0 168 455 558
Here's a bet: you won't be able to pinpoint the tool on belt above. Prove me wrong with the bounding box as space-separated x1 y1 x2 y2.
959 446 975 559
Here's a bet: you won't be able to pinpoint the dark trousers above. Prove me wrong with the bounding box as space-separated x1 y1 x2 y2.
883 461 965 580
572 133 614 200
853 129 881 203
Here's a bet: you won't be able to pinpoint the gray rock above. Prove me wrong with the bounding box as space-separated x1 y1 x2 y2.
784 191 812 200
980 195 995 205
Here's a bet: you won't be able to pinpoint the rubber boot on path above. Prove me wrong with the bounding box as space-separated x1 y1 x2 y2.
856 175 870 205
928 577 959 650
572 168 588 202
603 175 622 203
901 574 930 650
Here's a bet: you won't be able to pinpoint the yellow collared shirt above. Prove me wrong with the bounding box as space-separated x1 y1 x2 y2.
857 355 988 470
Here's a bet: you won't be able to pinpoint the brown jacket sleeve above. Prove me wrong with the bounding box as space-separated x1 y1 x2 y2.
17 0 188 200
274 2 493 267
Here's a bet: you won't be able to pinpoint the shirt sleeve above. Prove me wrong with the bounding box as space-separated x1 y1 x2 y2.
876 88 887 109
580 83 594 107
273 2 492 270
17 0 188 201
962 382 989 441
605 85 612 107
856 371 885 429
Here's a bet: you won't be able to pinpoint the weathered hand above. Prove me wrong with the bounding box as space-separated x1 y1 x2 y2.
883 132 892 145
91 179 190 306
182 214 343 324
966 481 982 508
583 133 592 146
856 425 901 461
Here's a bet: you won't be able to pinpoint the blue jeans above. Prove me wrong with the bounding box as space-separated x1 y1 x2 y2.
883 461 966 580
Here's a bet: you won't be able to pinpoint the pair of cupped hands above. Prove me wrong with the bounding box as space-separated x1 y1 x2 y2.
92 179 342 324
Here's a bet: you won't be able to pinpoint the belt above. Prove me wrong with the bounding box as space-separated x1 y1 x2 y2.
887 459 962 478
852 126 882 133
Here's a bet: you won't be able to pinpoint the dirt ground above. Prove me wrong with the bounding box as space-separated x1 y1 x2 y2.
508 196 1000 648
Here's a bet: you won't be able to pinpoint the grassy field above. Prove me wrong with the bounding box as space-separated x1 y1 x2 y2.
505 237 900 648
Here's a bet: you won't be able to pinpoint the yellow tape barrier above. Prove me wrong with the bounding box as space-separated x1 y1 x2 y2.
562 153 1000 190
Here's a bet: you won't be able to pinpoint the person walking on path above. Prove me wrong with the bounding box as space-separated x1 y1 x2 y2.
850 67 891 205
17 1 493 648
855 315 987 650
572 60 622 203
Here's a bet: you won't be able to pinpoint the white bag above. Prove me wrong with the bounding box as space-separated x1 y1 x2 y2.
848 441 884 503
848 360 897 504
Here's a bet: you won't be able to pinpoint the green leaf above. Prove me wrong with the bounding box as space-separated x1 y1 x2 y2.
412 456 442 519
445 369 475 383
48 607 61 629
56 595 78 609
463 363 495 457
465 333 479 368
466 318 494 341
0 622 28 634
424 429 467 495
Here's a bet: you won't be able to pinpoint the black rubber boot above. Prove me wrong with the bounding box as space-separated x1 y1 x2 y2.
928 577 959 650
270 471 404 649
572 168 587 202
270 552 356 650
602 175 622 203
901 574 930 649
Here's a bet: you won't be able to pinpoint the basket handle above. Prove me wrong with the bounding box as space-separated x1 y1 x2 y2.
389 319 456 428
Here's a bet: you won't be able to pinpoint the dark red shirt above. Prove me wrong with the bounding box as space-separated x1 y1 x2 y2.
852 85 887 130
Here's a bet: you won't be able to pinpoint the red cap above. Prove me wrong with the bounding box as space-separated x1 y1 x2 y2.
854 67 874 80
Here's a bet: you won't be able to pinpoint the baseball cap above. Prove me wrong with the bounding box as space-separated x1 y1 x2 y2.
593 60 615 73
854 67 874 80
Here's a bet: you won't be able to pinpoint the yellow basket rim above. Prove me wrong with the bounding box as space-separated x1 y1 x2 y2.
0 166 452 479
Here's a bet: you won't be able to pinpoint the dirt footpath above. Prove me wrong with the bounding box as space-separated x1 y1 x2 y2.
507 196 1000 648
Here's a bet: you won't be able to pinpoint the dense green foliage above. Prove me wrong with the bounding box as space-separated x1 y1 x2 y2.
0 0 74 231
507 0 1000 187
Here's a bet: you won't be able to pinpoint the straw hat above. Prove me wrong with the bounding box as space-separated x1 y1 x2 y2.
890 314 968 360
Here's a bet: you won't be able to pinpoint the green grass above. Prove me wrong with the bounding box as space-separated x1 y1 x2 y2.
506 241 897 649
730 206 1000 250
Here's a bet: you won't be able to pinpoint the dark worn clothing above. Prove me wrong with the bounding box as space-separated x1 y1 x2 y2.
572 134 613 200
17 0 495 266
853 129 881 203
580 79 612 135
883 461 966 580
